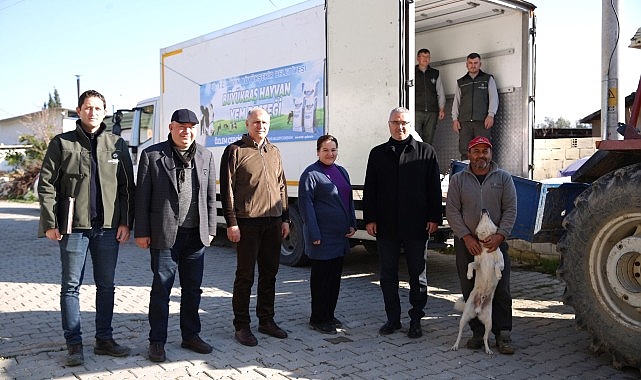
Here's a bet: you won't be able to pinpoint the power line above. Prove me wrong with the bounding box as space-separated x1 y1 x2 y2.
0 0 27 12
0 107 12 118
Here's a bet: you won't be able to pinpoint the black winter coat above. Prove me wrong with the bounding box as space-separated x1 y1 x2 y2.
363 136 442 240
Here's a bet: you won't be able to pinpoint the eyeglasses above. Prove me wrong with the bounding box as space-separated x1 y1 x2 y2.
388 120 410 126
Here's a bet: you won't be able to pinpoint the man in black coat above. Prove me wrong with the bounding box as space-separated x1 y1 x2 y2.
135 108 217 362
363 106 442 339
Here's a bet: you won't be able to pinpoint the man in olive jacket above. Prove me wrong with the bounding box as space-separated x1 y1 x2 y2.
38 90 134 366
363 107 442 339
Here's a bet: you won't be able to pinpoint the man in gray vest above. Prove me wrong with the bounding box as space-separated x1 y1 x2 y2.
451 53 499 159
415 48 445 145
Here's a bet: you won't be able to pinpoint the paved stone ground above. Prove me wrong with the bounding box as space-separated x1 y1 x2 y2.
0 200 639 379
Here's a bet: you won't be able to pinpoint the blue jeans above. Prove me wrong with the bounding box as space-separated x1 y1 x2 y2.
377 238 428 322
148 229 205 343
59 227 119 345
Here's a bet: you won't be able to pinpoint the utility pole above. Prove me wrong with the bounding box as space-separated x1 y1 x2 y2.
602 0 619 140
75 75 81 99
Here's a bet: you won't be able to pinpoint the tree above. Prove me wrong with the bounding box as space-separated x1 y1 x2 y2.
556 117 571 128
536 116 572 130
53 88 61 108
44 88 62 109
0 90 62 199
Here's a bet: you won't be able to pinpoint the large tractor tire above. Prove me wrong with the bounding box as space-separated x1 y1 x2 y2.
557 163 641 370
280 203 309 267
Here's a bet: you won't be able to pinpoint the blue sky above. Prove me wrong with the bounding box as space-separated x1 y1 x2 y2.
0 0 640 125
534 0 641 124
0 0 306 117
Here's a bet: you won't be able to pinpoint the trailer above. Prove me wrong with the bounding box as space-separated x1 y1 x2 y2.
114 0 536 266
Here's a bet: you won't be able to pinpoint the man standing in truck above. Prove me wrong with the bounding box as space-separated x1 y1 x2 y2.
219 107 290 347
451 53 499 160
363 107 442 339
415 48 445 145
446 136 517 354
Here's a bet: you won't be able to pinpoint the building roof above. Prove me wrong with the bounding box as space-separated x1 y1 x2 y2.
579 92 636 123
0 108 78 123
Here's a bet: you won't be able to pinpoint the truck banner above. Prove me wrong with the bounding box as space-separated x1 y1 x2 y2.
199 59 325 147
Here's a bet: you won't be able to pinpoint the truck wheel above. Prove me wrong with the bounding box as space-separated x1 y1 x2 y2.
557 163 641 370
280 204 309 267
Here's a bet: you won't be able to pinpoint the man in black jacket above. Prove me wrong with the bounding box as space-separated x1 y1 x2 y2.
363 107 442 339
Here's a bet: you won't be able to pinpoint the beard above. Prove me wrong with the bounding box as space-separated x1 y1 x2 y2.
471 158 489 171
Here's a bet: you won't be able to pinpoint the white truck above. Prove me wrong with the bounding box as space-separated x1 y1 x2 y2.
114 0 537 266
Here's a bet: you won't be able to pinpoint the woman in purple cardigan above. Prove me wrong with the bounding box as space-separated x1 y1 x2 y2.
298 135 357 334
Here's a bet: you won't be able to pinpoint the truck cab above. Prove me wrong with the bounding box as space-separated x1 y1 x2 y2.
110 97 158 175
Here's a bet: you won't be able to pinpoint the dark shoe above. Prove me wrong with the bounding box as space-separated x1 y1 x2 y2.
331 317 343 328
181 335 213 354
495 331 515 355
408 319 423 339
309 321 337 335
378 320 402 335
466 335 484 349
65 343 84 366
94 338 130 357
148 342 166 362
235 328 258 347
258 321 288 339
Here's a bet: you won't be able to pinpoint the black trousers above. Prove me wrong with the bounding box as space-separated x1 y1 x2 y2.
454 236 512 335
309 256 344 324
377 238 428 322
232 217 282 330
149 228 205 343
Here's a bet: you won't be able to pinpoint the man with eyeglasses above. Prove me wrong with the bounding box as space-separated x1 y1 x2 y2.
363 107 442 339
